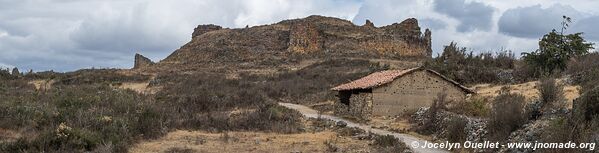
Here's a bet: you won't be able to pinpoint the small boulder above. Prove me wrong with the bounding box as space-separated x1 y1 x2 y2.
336 121 347 128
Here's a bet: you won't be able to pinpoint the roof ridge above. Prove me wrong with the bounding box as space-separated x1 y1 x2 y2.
331 67 475 94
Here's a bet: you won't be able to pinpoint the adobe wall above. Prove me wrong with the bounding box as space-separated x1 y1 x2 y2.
371 70 467 116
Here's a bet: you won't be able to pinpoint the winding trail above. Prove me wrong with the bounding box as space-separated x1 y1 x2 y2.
279 102 449 153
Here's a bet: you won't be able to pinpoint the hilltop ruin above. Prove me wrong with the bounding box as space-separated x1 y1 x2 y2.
157 15 432 71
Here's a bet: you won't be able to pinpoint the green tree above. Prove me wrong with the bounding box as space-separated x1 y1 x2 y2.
523 16 594 76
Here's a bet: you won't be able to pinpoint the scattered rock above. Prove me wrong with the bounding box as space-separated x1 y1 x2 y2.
336 121 347 128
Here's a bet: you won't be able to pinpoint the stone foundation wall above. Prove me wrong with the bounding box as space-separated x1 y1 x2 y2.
349 92 373 119
334 92 373 120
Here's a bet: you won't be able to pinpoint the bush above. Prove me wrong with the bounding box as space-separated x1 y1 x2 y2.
573 86 599 122
488 89 527 141
449 96 490 117
540 86 599 153
446 117 468 143
0 84 165 152
426 42 517 85
567 52 599 92
55 69 151 85
153 72 304 133
538 78 566 112
164 147 197 153
372 135 409 153
419 92 449 134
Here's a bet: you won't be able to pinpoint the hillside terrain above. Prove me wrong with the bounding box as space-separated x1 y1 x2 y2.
138 15 431 73
2 14 598 153
0 15 431 153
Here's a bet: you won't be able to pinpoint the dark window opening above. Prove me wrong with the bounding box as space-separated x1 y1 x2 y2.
337 89 372 106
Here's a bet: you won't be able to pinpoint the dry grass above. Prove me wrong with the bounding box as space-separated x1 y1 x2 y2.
473 79 580 108
114 82 161 94
0 128 20 143
28 79 55 90
369 117 413 132
129 130 372 153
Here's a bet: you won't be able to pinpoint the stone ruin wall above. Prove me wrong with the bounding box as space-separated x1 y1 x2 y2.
287 22 323 53
133 53 155 69
192 24 222 38
287 18 432 58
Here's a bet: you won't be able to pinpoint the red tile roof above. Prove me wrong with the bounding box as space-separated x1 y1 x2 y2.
331 67 475 94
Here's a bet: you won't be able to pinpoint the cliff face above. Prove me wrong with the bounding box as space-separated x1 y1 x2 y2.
160 15 431 69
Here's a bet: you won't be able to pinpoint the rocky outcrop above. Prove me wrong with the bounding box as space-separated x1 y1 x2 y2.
424 29 432 57
133 53 154 69
160 15 433 70
363 19 375 28
191 24 222 38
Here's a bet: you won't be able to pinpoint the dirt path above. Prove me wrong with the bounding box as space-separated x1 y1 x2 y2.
279 102 449 153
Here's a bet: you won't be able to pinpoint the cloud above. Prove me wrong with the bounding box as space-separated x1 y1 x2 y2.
420 18 448 30
571 16 599 41
0 0 361 71
0 0 598 71
433 0 495 32
0 62 14 70
498 4 583 38
353 0 443 27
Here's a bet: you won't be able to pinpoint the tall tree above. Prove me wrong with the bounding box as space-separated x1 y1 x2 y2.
523 16 594 76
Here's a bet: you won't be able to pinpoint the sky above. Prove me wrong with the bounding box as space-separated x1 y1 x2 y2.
1 0 598 72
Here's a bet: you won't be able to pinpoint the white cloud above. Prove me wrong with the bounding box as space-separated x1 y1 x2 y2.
433 0 495 32
0 0 360 71
0 62 14 70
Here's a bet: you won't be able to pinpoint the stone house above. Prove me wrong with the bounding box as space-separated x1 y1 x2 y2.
331 67 475 119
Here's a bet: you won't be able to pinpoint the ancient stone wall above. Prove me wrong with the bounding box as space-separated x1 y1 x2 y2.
287 22 322 53
192 24 222 38
133 53 155 69
160 16 433 68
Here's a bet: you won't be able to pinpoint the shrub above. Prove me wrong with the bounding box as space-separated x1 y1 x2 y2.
540 117 576 153
0 84 165 153
449 96 490 117
426 42 517 85
540 86 599 153
446 117 468 143
538 78 566 112
573 86 599 122
55 69 151 85
419 92 449 134
164 147 197 153
567 52 599 92
488 90 527 141
373 135 409 153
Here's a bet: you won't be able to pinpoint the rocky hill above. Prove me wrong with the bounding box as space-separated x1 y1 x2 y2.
150 15 431 72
